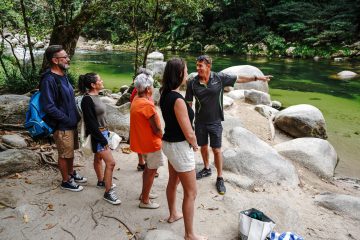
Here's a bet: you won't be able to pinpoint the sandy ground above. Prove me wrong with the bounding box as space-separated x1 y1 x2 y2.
0 101 360 240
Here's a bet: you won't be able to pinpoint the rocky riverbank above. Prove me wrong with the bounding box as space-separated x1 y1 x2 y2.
1 54 360 239
2 31 360 61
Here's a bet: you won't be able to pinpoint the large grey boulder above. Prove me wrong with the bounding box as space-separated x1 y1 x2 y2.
146 51 166 82
146 61 166 81
0 149 40 177
254 104 279 119
221 65 269 93
1 134 27 148
0 95 30 124
315 193 360 221
119 85 129 94
244 89 271 106
106 103 130 139
223 115 244 137
271 100 282 109
223 95 234 109
223 127 299 186
116 93 131 106
144 230 183 240
226 172 255 190
147 51 164 62
110 93 122 99
274 104 327 139
274 138 337 178
226 90 245 100
100 96 117 105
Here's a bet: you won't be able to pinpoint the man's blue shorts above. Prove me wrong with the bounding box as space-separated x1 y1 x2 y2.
195 121 223 148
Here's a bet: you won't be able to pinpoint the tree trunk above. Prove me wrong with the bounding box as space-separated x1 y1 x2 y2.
20 0 36 71
41 1 107 71
142 0 159 68
132 0 142 78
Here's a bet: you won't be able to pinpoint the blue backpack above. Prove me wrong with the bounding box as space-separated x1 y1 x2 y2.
24 72 62 139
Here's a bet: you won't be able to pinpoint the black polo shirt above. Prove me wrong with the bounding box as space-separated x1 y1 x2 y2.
185 72 236 124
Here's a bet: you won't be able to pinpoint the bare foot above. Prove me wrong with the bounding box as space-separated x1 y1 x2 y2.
185 234 208 240
167 213 183 223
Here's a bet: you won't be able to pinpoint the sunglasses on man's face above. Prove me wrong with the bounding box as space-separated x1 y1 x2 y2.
196 55 211 64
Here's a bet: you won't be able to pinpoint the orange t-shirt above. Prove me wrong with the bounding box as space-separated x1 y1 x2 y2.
130 97 162 153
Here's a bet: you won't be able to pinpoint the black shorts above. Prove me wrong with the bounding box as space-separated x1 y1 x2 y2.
195 121 223 148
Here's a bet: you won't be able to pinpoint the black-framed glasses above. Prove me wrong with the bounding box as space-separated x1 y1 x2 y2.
54 56 69 59
196 55 212 64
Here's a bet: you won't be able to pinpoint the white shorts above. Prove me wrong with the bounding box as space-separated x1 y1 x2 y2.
162 140 195 173
142 150 164 170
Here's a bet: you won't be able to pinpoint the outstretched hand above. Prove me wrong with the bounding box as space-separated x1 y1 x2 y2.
257 75 273 82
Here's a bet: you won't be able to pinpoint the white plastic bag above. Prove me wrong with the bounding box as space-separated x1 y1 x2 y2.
108 131 121 150
239 208 276 240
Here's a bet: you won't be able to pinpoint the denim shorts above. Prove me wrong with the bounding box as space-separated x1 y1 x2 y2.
96 129 110 153
195 121 223 148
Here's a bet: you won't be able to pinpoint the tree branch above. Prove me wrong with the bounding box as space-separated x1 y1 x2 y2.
142 0 159 68
102 214 137 240
20 0 36 71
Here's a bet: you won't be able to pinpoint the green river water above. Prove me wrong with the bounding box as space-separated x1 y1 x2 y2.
71 51 360 178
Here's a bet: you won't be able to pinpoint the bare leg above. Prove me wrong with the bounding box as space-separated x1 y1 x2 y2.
98 148 115 192
67 157 74 176
166 163 183 223
178 170 207 240
93 153 104 181
212 147 222 177
138 153 145 165
141 166 157 203
200 145 210 169
58 157 70 182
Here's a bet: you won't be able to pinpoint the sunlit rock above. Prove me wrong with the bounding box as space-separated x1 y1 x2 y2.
221 65 269 93
274 104 327 139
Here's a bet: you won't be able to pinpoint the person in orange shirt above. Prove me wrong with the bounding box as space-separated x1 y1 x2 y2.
130 73 164 209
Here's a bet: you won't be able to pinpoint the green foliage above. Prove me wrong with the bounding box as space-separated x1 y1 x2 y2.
0 59 40 93
268 0 359 45
292 45 317 58
263 33 286 55
67 70 79 88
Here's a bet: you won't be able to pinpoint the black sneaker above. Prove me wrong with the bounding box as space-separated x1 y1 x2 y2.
96 181 116 189
196 168 212 180
71 170 87 183
103 190 121 205
61 178 84 192
216 177 226 195
137 164 146 171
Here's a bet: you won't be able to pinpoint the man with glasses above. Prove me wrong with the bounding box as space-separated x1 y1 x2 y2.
185 55 272 194
40 45 86 192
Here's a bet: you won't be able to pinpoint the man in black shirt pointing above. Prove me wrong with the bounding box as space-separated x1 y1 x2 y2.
185 55 272 195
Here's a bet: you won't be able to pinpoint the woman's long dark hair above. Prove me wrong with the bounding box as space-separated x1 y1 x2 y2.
78 72 98 94
160 58 186 94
